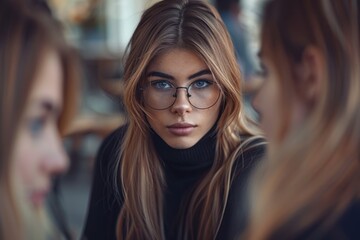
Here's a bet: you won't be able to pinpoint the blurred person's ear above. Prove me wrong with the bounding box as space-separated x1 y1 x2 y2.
295 46 326 107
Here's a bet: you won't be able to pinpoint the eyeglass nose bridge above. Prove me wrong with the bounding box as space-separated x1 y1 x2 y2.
172 86 192 98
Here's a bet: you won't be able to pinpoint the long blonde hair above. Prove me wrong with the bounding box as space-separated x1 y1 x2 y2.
115 0 262 239
0 2 79 239
246 0 360 238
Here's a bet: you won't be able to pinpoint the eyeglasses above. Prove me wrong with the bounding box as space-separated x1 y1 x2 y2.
140 79 221 110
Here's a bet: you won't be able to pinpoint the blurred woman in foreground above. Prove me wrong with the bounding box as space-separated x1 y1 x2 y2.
247 0 360 239
0 2 79 239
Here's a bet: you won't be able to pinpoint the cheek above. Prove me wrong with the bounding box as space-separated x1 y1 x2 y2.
253 80 282 142
12 134 40 189
290 97 308 131
203 102 221 126
145 109 163 128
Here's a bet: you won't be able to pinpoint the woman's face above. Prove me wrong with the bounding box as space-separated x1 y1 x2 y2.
12 50 69 208
143 48 221 149
252 55 308 144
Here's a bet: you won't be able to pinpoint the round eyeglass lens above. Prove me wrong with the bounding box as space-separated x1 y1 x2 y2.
142 80 220 110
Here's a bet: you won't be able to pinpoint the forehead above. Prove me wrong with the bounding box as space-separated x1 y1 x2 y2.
147 48 208 75
28 50 63 108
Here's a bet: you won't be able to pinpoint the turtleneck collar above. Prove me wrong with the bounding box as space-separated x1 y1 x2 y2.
151 124 217 172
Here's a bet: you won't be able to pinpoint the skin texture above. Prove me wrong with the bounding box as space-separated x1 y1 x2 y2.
144 48 221 149
12 50 69 208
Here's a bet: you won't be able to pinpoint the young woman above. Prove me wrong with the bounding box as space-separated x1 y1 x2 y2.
83 0 265 239
246 0 360 239
0 2 79 239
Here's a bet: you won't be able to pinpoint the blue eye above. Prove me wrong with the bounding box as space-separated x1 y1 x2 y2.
150 80 173 90
191 80 212 89
28 118 45 137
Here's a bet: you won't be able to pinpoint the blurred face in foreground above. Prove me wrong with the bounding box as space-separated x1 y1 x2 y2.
252 52 313 144
12 49 69 208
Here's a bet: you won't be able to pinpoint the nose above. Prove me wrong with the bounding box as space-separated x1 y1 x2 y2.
171 88 192 115
42 128 69 176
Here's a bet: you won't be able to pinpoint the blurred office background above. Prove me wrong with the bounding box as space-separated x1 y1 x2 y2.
43 0 263 238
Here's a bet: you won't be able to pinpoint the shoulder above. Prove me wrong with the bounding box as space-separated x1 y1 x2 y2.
234 135 267 173
90 124 128 207
216 136 266 239
82 125 128 240
98 124 128 156
97 125 128 162
95 124 128 178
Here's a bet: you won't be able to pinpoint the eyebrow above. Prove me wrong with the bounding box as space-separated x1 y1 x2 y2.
147 69 212 80
147 71 174 80
188 69 211 79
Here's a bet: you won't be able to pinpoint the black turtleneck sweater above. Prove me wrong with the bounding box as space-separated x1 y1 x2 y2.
153 124 218 239
82 125 265 240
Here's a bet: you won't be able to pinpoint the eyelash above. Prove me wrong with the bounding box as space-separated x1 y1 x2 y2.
150 80 172 89
192 79 212 88
150 79 213 88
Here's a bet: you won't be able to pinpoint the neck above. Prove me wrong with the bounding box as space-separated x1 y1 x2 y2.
151 124 217 171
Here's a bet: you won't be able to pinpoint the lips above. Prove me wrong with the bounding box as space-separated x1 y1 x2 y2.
167 123 196 136
30 189 49 208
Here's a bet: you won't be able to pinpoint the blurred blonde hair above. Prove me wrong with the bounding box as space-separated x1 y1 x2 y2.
115 0 263 239
0 2 79 239
246 0 360 238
